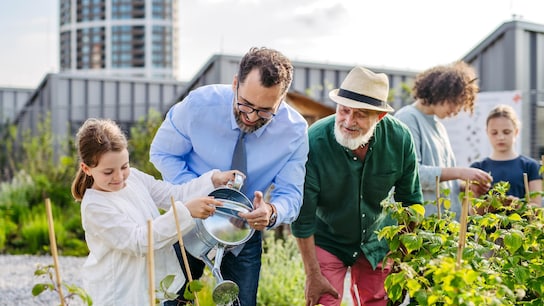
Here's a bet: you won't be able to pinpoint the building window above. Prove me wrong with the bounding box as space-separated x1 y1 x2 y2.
112 0 145 20
152 26 172 68
77 27 105 69
112 25 146 68
77 0 105 22
60 0 71 26
152 0 172 19
60 31 71 70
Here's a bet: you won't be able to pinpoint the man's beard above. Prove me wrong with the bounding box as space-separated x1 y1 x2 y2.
234 108 269 133
334 120 378 150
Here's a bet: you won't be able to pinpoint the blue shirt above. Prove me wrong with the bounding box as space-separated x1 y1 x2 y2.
150 84 309 226
470 155 542 198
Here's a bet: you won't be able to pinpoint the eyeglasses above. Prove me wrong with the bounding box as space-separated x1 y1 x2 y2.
235 87 276 120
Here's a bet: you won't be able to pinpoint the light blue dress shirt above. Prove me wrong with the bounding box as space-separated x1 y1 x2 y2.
150 84 309 226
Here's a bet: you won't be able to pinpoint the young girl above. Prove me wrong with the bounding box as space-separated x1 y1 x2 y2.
471 104 542 207
71 118 238 305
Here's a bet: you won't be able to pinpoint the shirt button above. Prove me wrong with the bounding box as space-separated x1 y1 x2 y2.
362 230 366 234
362 213 366 218
353 157 357 160
352 252 358 257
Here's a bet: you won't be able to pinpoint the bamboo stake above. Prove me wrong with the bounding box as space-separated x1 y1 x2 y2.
456 180 470 270
45 198 66 306
435 176 441 219
148 220 155 306
523 173 530 205
171 197 200 306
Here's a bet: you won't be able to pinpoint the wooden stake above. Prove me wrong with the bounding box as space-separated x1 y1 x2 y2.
45 198 66 306
435 176 441 219
456 180 470 270
148 220 155 306
523 173 530 205
171 197 199 306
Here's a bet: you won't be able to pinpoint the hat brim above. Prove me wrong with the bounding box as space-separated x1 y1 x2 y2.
329 89 394 113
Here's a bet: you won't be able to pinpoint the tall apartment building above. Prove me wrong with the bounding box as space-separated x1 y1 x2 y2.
59 0 178 79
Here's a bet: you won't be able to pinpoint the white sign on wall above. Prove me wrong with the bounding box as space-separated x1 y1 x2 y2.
441 90 523 167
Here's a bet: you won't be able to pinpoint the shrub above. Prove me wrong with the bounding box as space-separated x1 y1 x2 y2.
0 217 17 251
379 182 544 305
129 108 163 179
0 170 35 209
21 204 67 254
257 233 306 305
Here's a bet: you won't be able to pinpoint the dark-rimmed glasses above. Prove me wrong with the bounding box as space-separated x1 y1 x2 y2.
235 86 276 120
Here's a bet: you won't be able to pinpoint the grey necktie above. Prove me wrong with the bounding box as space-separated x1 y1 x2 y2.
229 131 248 257
231 131 247 187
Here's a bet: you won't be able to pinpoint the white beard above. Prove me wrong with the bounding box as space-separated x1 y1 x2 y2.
334 120 378 150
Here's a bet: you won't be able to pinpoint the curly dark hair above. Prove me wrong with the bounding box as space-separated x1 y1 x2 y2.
412 61 479 114
237 47 293 95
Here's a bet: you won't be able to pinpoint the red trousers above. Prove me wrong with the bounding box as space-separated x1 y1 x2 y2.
316 246 391 306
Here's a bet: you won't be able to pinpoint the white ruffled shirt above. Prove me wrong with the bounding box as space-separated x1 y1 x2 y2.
80 168 216 305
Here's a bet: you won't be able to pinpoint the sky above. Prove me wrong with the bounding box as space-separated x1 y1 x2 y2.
1 0 544 89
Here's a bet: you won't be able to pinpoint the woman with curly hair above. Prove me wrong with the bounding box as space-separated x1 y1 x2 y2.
394 61 492 219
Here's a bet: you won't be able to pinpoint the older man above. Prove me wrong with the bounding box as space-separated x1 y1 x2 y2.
292 66 423 306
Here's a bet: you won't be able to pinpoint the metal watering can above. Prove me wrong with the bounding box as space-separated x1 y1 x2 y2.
183 174 254 304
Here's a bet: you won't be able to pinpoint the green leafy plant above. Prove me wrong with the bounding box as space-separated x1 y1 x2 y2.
32 263 93 305
129 108 163 179
379 182 544 305
257 233 306 305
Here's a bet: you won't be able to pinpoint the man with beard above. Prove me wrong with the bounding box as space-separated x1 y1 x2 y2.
150 47 309 305
291 66 423 306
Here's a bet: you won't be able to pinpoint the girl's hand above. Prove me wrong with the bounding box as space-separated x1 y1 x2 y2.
212 170 246 188
185 196 222 219
462 168 492 195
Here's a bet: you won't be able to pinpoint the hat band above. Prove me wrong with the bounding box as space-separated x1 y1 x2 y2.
338 88 387 108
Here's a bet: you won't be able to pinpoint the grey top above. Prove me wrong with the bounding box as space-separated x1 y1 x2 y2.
394 103 461 219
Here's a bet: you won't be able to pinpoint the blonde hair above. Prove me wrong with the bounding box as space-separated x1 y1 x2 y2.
71 118 128 201
486 104 520 130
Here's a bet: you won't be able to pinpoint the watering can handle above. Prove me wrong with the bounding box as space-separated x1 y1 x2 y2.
226 172 245 191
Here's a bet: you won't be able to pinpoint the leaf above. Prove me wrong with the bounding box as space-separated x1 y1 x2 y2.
378 225 403 240
389 238 401 252
410 204 426 216
504 230 523 254
183 287 195 301
400 234 423 254
183 280 204 300
507 213 522 222
32 283 52 296
159 274 176 292
188 280 204 292
428 294 440 305
384 273 405 302
406 278 422 294
34 269 48 276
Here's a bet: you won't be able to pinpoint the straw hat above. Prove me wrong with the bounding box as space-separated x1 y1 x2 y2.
329 66 394 112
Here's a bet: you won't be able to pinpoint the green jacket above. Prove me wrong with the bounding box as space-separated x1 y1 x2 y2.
292 114 423 268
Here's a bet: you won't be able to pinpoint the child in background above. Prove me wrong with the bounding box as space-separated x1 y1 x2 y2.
71 118 238 305
470 104 542 208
